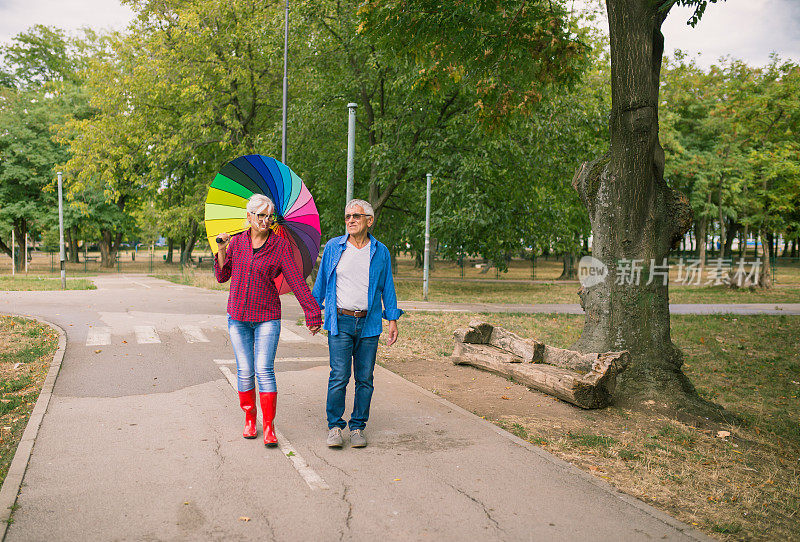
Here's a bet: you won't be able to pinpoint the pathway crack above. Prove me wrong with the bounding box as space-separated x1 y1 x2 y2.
444 481 504 534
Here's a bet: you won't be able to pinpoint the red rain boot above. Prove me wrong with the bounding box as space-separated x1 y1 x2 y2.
238 389 258 439
259 392 278 447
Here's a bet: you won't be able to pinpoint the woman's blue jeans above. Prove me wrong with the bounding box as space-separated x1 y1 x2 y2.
227 316 281 393
326 314 379 431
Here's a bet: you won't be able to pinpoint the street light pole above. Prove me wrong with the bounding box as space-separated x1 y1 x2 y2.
281 0 289 164
346 103 357 205
58 171 66 289
423 172 432 301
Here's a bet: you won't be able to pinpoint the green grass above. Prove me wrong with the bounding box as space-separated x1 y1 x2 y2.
0 316 57 489
0 276 96 291
567 432 616 448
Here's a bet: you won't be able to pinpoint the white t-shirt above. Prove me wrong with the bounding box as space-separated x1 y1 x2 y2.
335 241 371 311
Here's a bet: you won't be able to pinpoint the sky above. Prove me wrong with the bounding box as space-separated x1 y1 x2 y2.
0 0 798 69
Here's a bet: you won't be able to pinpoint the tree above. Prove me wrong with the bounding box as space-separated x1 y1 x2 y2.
0 26 96 270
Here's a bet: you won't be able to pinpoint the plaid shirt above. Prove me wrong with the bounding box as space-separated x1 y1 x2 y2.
214 229 322 325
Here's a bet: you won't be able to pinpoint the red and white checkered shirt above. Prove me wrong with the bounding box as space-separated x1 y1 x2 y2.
214 229 322 325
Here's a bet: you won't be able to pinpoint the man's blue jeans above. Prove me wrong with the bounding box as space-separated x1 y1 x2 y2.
227 316 281 393
326 314 379 431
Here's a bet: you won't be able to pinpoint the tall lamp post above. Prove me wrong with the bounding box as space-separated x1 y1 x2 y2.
346 103 357 205
423 172 432 301
58 171 66 289
281 0 289 164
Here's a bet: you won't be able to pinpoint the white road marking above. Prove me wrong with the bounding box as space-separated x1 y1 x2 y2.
214 357 328 365
180 325 209 343
86 327 111 346
134 325 161 344
131 281 151 289
218 366 330 491
279 325 305 343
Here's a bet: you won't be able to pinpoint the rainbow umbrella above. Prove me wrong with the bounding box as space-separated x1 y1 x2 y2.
204 155 321 294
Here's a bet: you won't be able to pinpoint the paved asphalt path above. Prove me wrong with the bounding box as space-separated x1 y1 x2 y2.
0 275 713 541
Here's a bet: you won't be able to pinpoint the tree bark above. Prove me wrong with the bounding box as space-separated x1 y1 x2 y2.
166 238 174 263
571 0 720 416
180 222 198 265
723 219 738 260
759 230 773 288
558 252 577 280
68 226 80 263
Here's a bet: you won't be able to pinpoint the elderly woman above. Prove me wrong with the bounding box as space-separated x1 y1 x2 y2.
215 193 321 446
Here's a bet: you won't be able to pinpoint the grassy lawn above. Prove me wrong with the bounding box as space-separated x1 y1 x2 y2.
0 276 96 291
379 312 800 541
0 316 58 489
395 279 800 304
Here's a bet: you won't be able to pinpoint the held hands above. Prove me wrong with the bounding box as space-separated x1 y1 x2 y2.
307 324 321 336
386 320 398 346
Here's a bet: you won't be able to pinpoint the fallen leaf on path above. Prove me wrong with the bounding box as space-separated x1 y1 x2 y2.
239 516 251 522
94 349 102 354
393 478 401 482
501 396 510 400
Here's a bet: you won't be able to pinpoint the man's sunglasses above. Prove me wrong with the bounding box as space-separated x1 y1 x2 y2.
345 213 368 220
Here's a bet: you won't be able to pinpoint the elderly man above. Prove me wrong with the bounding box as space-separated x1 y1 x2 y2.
312 199 403 448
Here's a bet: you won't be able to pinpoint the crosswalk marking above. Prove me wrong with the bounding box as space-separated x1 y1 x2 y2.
82 322 312 347
214 357 327 365
179 325 209 343
86 328 111 346
134 325 161 344
279 325 305 342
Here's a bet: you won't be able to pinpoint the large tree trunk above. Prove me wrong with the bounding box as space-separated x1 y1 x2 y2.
11 220 28 272
571 0 720 417
166 238 175 263
558 252 577 280
695 214 707 263
68 225 80 263
100 230 121 268
722 219 738 260
180 222 199 265
759 230 773 288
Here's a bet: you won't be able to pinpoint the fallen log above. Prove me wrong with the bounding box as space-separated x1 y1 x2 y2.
452 320 629 409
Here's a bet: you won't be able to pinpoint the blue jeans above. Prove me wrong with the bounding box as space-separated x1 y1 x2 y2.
326 314 379 431
227 316 281 393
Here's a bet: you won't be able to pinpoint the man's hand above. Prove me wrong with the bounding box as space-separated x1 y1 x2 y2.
386 320 398 346
307 324 321 336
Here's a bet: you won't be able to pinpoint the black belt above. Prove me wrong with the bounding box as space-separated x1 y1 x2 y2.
338 308 367 318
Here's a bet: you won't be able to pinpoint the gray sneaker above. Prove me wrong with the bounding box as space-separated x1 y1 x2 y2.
327 427 343 447
350 429 367 448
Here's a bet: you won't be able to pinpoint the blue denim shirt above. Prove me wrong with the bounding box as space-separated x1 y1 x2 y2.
312 233 403 337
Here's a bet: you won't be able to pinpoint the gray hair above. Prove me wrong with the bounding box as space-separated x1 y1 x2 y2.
246 194 275 215
345 199 374 217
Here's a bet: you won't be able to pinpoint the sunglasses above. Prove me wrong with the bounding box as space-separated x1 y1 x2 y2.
345 213 369 221
252 212 275 221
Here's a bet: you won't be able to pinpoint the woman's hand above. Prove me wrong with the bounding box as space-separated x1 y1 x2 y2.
307 324 321 335
216 232 231 248
216 233 231 267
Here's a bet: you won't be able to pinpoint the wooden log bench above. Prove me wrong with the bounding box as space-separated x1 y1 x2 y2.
452 320 630 409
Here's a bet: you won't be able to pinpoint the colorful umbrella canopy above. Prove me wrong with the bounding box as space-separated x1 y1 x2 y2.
204 155 321 294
